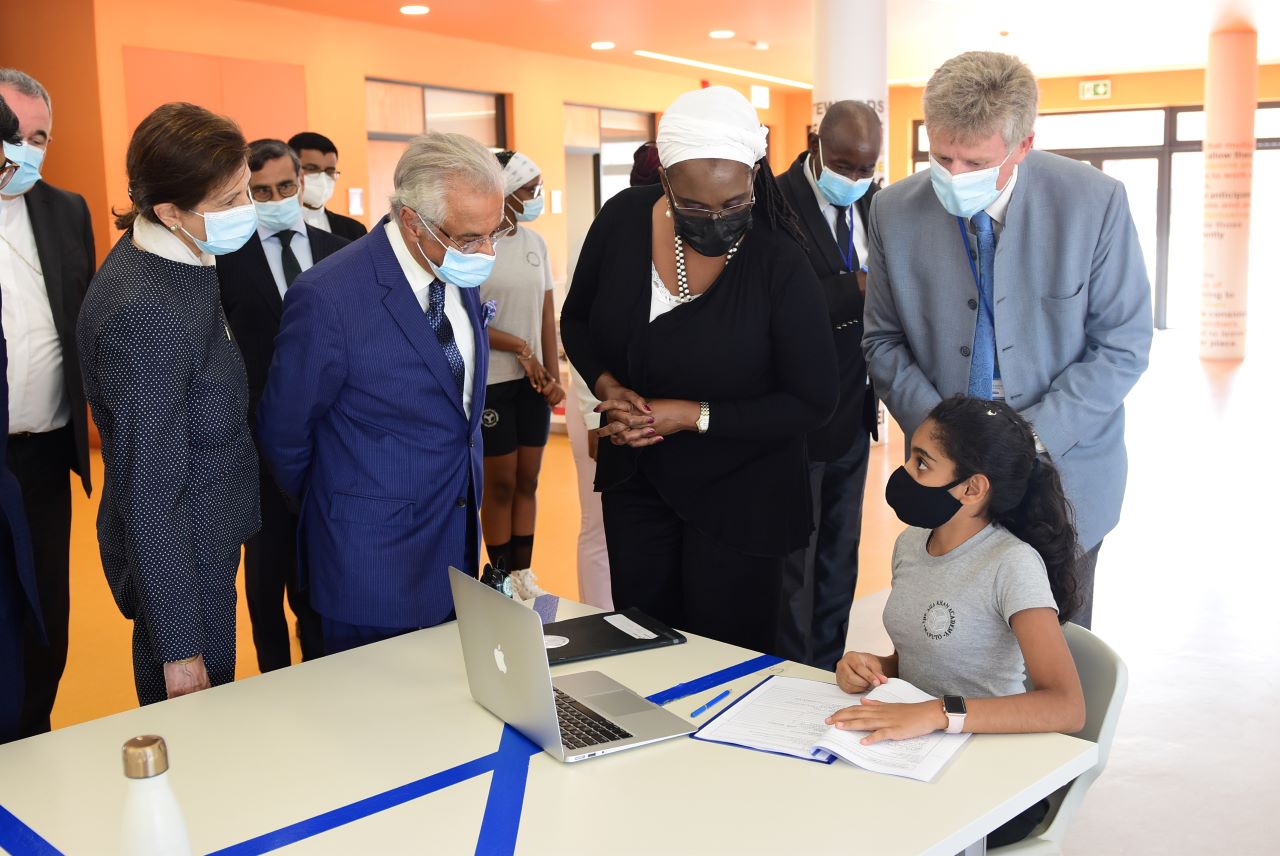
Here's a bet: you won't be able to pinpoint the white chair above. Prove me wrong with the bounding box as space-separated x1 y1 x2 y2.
993 622 1129 854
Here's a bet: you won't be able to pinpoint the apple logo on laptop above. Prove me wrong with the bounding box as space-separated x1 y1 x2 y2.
493 644 507 674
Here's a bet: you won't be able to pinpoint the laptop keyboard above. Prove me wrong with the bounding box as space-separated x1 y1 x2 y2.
554 688 634 751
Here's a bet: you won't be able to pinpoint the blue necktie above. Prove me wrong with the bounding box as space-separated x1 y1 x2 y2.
425 278 466 395
967 211 997 399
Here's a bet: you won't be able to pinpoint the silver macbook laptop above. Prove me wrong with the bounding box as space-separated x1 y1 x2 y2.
448 567 694 763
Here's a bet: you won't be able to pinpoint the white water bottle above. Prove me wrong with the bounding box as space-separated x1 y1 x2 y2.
119 735 193 856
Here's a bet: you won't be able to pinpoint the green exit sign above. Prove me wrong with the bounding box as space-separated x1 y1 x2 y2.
1079 80 1112 100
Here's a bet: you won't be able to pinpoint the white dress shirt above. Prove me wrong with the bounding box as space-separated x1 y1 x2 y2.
803 153 869 269
384 221 476 419
258 216 314 298
985 165 1019 235
131 214 215 267
0 194 70 434
302 205 331 233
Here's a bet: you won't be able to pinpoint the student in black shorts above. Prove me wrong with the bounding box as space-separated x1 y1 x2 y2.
479 151 565 598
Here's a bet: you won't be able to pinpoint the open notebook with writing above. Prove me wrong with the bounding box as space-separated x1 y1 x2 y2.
692 675 971 782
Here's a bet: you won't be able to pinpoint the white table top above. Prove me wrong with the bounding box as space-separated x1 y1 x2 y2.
0 599 1096 855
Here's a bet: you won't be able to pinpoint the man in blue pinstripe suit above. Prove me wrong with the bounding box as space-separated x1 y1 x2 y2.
258 133 507 654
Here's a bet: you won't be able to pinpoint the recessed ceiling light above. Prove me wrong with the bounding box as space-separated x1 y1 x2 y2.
399 4 429 14
709 30 735 40
752 41 769 51
590 41 616 51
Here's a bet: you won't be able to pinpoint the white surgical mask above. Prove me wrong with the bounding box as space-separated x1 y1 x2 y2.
301 172 335 209
928 148 1016 218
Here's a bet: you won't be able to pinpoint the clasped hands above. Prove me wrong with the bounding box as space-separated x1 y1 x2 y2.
592 372 698 448
517 353 565 406
825 651 948 745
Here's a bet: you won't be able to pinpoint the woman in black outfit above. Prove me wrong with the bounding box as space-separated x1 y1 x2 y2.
560 87 837 654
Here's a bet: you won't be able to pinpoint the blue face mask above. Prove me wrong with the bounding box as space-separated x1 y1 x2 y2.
416 214 496 289
1 140 45 196
815 140 872 208
254 195 302 233
181 203 258 256
513 194 544 222
929 148 1015 218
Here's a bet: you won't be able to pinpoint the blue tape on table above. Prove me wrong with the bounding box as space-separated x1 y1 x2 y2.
206 754 497 856
0 652 783 855
474 725 541 855
0 804 63 856
531 594 560 625
645 653 783 706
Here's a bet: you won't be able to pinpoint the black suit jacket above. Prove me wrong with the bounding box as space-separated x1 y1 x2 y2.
776 151 878 462
216 227 349 419
24 181 94 493
324 209 368 242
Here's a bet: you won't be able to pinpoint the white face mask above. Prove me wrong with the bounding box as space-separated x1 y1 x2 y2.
301 172 335 209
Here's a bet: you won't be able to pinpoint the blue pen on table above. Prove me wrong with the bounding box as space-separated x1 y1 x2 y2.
690 689 731 718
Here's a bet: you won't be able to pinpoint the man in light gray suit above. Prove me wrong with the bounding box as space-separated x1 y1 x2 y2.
864 52 1152 628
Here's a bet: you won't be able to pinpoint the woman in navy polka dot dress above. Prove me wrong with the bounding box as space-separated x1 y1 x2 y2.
77 103 261 705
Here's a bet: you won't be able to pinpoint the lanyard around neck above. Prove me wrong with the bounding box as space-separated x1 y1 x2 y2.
956 217 995 327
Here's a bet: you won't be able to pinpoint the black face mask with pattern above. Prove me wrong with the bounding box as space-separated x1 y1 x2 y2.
671 205 754 257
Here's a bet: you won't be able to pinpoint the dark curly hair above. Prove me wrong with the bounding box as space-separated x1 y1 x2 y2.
927 397 1083 623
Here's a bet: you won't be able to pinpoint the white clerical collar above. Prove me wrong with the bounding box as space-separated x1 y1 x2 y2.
132 215 214 267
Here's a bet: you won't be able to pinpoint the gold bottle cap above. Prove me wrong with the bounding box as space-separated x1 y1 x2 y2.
122 735 170 779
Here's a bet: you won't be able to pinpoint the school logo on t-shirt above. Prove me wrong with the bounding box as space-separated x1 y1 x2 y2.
923 600 956 640
526 251 542 267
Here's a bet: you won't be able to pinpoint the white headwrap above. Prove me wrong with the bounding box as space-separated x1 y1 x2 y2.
657 86 768 169
502 152 541 196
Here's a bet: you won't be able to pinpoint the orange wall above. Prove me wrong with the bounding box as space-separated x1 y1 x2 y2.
88 0 806 285
1 0 114 263
887 64 1280 183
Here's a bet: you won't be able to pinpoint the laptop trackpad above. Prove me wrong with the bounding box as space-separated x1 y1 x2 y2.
586 690 655 718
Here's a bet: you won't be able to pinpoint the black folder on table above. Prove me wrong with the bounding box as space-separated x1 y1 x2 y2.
543 608 686 665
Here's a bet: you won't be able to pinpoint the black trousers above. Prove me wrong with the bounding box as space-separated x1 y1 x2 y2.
777 432 870 670
0 518 25 744
601 470 783 656
243 464 322 671
7 426 72 737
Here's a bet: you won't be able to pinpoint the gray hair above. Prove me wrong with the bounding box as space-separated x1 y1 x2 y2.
248 138 300 173
389 132 504 224
0 68 51 114
923 51 1038 149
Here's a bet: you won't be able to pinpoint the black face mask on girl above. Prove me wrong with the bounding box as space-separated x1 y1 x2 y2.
884 466 968 529
671 205 754 257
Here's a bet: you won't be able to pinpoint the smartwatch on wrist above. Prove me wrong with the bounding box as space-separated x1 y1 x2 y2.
696 401 710 434
943 695 967 734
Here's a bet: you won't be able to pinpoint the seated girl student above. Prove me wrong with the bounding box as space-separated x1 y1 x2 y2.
829 397 1086 845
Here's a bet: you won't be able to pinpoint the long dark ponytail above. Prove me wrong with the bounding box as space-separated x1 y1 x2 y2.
928 397 1084 623
752 156 806 246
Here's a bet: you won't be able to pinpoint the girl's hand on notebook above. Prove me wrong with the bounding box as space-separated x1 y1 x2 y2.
825 700 948 745
836 651 889 693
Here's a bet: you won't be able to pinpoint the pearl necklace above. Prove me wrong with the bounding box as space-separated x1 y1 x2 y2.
673 233 740 303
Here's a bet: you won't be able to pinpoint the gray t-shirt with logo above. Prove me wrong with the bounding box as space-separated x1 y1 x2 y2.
883 524 1058 699
480 225 555 386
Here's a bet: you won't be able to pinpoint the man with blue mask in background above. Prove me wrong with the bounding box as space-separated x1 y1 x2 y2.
216 138 347 672
864 52 1153 628
0 68 94 738
258 132 504 654
775 100 882 670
